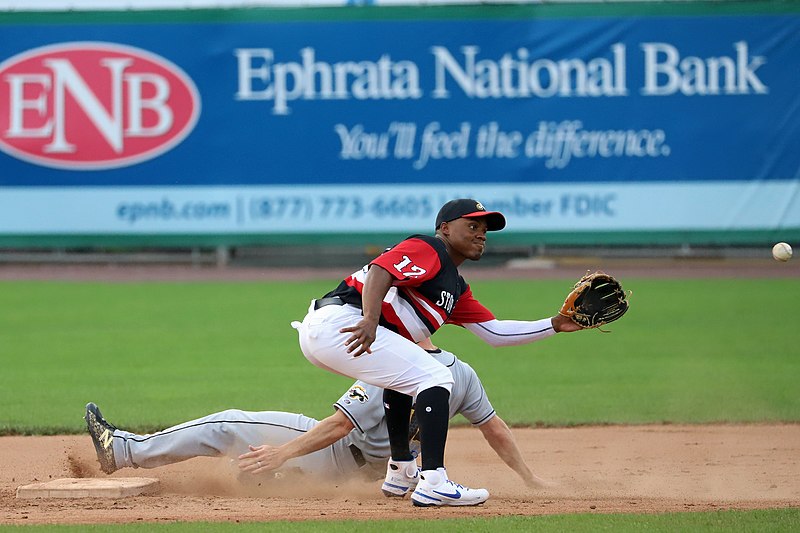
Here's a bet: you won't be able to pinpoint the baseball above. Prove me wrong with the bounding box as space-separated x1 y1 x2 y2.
772 242 792 262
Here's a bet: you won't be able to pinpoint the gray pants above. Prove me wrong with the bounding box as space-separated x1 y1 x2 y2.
111 409 370 480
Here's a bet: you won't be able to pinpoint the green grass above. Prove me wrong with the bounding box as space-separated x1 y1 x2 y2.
1 278 798 530
1 508 799 531
1 278 798 434
0 280 339 434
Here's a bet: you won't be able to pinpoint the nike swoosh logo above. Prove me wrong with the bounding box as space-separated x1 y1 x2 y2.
433 489 461 499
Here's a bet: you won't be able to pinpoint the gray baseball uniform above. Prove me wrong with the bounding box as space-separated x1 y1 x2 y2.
110 348 494 480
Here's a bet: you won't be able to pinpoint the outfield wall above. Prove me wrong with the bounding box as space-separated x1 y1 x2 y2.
0 1 798 248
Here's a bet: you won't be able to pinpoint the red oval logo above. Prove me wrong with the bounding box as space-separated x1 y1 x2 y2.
0 42 200 170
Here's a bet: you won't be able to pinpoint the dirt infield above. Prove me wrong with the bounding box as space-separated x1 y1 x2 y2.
1 260 798 524
1 425 798 524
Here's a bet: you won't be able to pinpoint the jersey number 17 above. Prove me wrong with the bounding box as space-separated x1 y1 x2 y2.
393 255 427 278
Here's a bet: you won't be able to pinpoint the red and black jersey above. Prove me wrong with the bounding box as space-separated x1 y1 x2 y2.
324 235 495 342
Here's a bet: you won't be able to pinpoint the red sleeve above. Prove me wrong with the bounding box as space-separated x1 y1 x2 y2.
370 238 441 286
447 285 495 325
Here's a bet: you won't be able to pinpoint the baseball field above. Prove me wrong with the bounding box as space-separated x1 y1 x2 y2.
1 259 798 530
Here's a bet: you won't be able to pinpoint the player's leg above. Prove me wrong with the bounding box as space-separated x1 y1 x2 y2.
339 326 488 506
88 405 339 478
381 388 419 496
408 385 488 506
297 305 487 505
383 388 413 462
112 410 312 467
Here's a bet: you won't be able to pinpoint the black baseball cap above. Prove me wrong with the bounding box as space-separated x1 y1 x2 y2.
435 198 506 232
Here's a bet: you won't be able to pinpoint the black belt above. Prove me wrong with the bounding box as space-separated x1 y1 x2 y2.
314 296 346 310
314 296 349 310
349 444 366 468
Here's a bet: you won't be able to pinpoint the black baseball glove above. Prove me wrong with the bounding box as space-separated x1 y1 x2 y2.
559 271 630 330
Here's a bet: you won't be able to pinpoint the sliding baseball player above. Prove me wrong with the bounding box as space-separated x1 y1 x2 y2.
85 338 549 491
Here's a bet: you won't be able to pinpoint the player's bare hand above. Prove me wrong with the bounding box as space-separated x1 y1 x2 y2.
551 314 583 333
238 444 286 474
340 318 378 357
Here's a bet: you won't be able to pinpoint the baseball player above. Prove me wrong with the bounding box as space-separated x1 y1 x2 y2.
85 339 550 491
293 198 581 507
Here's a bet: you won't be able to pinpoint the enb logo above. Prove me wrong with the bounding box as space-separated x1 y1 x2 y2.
0 42 200 170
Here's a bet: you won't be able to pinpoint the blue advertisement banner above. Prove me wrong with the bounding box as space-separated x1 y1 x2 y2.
0 6 798 239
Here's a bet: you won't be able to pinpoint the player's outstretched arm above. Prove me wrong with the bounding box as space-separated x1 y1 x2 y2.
238 410 355 475
463 313 584 347
477 415 554 489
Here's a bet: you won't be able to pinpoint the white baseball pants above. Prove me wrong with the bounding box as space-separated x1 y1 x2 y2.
294 302 453 398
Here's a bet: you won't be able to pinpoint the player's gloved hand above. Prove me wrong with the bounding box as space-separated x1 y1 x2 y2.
559 271 630 330
238 444 286 474
340 317 379 357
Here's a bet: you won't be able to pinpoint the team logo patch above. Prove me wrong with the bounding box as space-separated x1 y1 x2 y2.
475 202 485 210
347 385 369 403
0 41 201 170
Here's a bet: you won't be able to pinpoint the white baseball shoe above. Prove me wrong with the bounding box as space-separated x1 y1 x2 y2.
411 468 489 507
381 458 420 497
